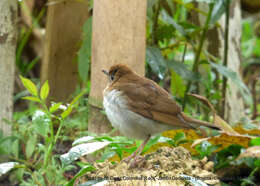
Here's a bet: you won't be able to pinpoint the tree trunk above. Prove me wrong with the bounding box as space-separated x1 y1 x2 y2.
41 0 88 102
0 0 17 136
207 0 244 123
88 0 147 134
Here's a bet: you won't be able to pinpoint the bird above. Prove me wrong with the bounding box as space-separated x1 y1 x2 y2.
102 64 219 166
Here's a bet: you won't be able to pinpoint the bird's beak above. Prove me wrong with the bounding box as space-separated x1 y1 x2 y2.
102 69 109 76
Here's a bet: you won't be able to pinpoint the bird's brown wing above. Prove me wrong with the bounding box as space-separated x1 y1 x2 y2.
113 75 191 129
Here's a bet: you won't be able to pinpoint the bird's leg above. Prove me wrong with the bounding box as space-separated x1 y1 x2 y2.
123 135 151 163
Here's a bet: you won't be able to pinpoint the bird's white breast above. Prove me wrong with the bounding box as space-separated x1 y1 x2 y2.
103 88 174 140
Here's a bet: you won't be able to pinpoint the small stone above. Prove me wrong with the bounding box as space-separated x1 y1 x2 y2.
204 161 214 171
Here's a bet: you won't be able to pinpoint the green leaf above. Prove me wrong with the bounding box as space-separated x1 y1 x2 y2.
210 0 226 24
78 17 92 83
209 62 252 104
32 110 50 137
173 132 188 146
40 80 49 100
22 96 41 103
146 46 167 79
49 102 62 113
168 60 199 81
215 144 243 169
26 135 37 159
61 106 73 119
142 135 161 153
19 76 38 96
147 0 159 18
250 137 260 147
66 165 96 186
161 10 187 37
195 141 219 158
171 70 186 98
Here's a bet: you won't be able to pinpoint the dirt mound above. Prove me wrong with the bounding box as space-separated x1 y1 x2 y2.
86 146 220 186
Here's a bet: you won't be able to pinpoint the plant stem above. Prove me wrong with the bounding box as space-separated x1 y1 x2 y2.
220 0 230 118
181 44 187 64
183 2 215 108
152 2 161 45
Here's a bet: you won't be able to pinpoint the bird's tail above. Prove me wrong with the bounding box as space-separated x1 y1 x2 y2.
179 112 220 130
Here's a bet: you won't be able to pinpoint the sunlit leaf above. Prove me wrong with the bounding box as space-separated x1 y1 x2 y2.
22 96 41 103
49 102 62 113
250 137 260 146
171 70 186 98
20 76 38 96
40 80 49 100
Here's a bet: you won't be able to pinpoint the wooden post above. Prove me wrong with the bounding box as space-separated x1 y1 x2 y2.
41 0 88 102
88 0 147 134
0 0 17 136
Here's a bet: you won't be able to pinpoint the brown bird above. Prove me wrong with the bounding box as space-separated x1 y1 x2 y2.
102 64 219 164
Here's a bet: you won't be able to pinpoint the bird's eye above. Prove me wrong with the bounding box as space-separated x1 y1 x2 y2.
110 69 118 81
110 74 114 81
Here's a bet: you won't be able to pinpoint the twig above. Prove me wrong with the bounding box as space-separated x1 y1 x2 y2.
183 2 215 108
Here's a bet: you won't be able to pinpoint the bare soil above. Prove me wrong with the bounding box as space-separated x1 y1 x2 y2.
85 146 220 186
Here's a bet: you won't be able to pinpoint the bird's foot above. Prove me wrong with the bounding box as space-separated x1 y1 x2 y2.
128 155 146 169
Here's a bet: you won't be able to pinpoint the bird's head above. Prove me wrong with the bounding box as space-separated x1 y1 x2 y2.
102 64 133 83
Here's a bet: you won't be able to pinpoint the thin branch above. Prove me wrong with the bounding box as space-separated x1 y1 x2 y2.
183 2 215 108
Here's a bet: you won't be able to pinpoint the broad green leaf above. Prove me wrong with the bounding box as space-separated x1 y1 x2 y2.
146 46 167 79
19 76 38 96
78 17 92 83
209 62 252 104
210 0 226 25
26 135 37 159
171 70 186 98
22 96 41 103
66 165 96 186
40 80 49 100
49 102 62 113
